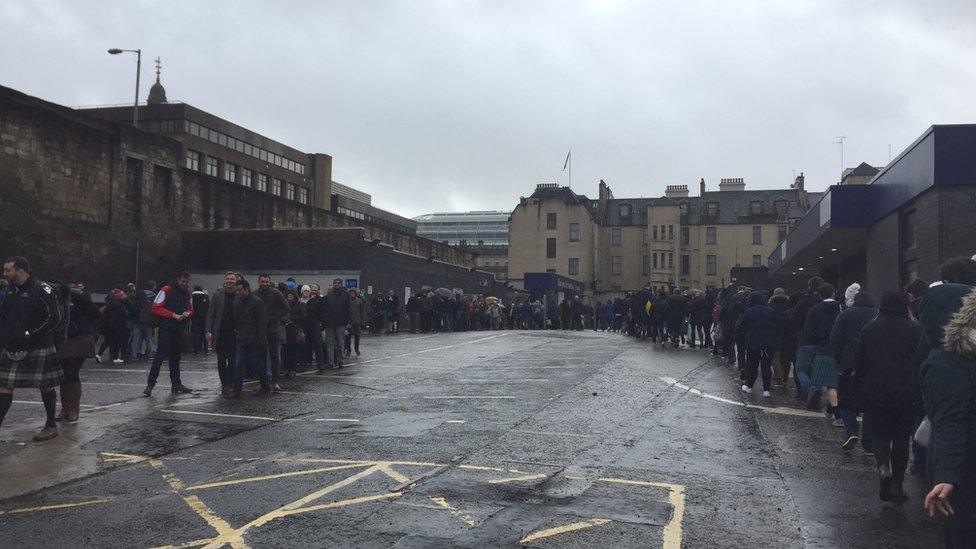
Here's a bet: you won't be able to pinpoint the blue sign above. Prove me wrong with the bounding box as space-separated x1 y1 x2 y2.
345 279 358 288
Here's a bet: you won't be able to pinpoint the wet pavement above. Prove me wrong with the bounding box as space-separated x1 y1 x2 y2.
0 330 941 548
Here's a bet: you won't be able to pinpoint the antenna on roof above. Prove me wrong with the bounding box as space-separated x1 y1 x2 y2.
833 135 847 177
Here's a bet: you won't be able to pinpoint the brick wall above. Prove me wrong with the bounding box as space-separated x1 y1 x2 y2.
0 85 474 289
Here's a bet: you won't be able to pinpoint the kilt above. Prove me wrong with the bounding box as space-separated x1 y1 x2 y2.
794 345 816 379
0 346 65 389
810 353 839 389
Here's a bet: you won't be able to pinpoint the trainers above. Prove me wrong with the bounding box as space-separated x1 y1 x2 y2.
112 358 124 364
740 384 752 394
142 384 154 397
271 383 282 393
33 426 58 442
762 391 771 398
842 435 859 450
832 418 845 428
94 354 103 364
171 384 193 395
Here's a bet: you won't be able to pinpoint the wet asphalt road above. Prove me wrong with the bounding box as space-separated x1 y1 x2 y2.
0 329 942 548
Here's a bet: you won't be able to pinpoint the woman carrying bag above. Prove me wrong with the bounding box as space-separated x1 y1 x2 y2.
56 284 100 423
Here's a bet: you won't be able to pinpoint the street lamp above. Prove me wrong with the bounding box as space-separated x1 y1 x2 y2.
107 48 141 127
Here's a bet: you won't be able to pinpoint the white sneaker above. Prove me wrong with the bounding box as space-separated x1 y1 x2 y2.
112 358 124 364
94 354 103 364
762 391 771 398
740 385 752 394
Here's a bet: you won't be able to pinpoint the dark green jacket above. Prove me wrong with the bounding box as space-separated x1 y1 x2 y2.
920 286 976 528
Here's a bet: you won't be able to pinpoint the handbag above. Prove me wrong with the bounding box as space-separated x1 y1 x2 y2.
57 334 95 360
914 417 931 448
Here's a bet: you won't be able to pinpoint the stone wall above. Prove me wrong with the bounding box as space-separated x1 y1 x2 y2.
0 85 474 289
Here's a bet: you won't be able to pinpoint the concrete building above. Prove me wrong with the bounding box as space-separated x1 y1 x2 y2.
0 83 477 291
769 124 976 294
414 210 511 280
508 178 815 295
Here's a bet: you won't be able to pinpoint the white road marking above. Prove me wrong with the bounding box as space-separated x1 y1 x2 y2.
313 418 361 422
159 409 277 421
514 429 594 438
423 396 516 400
659 376 824 418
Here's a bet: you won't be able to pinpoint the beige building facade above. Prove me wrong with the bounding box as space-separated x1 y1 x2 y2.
508 178 815 296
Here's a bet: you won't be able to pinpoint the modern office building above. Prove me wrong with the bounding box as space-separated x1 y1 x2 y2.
414 210 511 279
508 178 816 295
769 124 976 293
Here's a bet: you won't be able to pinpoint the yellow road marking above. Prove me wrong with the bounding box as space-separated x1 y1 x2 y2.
519 518 612 544
186 463 371 491
659 376 823 418
378 464 410 484
0 498 110 515
183 495 247 549
428 496 476 526
276 491 401 516
488 473 548 484
100 451 151 464
565 476 685 549
159 409 277 421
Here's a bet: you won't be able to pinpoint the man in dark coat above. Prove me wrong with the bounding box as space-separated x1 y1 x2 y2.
321 278 351 370
830 291 879 449
205 272 239 396
799 283 841 409
666 289 688 348
144 271 194 397
255 275 289 391
0 256 65 441
921 285 976 544
634 284 653 339
227 278 268 398
737 292 781 396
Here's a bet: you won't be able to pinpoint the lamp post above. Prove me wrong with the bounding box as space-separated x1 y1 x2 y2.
107 48 141 127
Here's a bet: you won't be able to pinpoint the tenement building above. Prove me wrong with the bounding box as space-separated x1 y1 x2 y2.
769 124 976 294
415 210 511 280
508 178 815 296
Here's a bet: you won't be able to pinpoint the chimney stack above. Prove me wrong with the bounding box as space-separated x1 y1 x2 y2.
718 177 746 191
664 184 690 198
793 172 805 191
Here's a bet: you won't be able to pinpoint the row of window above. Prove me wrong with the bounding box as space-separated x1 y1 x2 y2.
186 120 305 175
186 150 308 204
552 250 763 278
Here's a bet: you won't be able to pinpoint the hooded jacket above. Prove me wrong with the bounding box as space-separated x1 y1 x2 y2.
801 299 841 348
829 293 878 373
920 287 976 529
854 307 922 412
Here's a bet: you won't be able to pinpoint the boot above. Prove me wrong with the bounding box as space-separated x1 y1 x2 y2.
55 384 70 421
171 383 193 394
66 383 81 423
33 425 58 442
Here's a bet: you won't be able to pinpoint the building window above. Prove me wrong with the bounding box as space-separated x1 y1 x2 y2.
185 149 200 171
205 156 219 177
546 212 557 229
706 226 717 245
546 238 556 258
668 253 674 269
753 255 762 268
241 168 252 188
652 225 658 240
546 268 557 274
611 255 622 275
752 226 762 244
642 255 650 275
901 209 917 251
679 202 690 216
224 162 237 183
750 201 763 215
257 173 268 192
778 225 787 242
668 225 674 240
774 199 789 215
619 204 632 217
611 228 622 246
569 223 580 242
653 253 658 270
681 255 690 276
287 182 296 201
706 255 717 275
272 178 283 196
680 227 689 246
642 227 649 244
299 187 308 204
568 258 580 275
705 202 719 216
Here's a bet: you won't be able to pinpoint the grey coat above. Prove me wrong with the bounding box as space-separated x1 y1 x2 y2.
205 290 236 341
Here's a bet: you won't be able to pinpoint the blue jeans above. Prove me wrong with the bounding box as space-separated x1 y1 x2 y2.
794 345 817 392
841 409 874 451
235 346 268 393
147 329 182 387
131 324 154 358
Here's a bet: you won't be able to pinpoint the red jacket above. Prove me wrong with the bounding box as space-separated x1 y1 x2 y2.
151 284 194 321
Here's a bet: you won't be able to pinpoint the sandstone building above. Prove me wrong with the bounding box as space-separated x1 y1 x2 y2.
508 178 816 295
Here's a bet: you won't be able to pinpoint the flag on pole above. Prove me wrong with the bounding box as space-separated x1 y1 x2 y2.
562 150 571 171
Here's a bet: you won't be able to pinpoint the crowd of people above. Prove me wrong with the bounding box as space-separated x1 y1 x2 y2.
3 252 976 544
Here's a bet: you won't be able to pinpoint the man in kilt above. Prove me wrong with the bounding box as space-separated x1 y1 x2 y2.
0 256 65 441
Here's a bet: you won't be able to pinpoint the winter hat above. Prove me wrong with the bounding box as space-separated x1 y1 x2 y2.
918 283 972 346
844 283 861 307
772 287 786 298
300 285 311 295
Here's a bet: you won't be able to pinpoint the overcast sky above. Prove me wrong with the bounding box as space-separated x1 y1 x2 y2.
2 1 974 217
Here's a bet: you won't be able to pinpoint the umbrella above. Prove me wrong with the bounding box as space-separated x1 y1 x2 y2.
434 287 453 298
484 296 500 304
683 288 704 296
